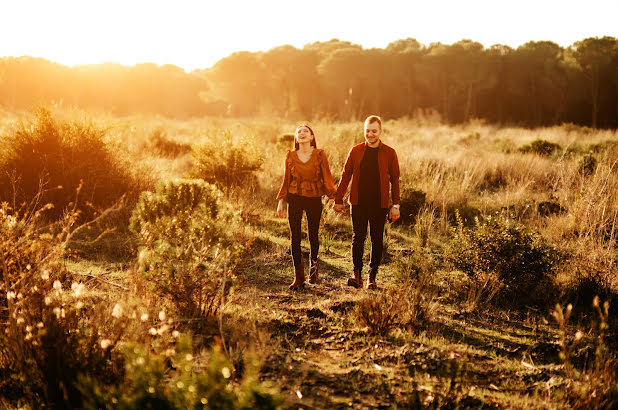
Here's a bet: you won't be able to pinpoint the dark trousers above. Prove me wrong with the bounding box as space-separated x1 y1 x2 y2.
351 205 389 272
287 194 323 267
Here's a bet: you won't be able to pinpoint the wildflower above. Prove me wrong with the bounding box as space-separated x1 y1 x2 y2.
75 301 84 309
188 385 196 393
17 292 23 299
41 270 50 280
16 317 25 325
44 297 51 305
222 367 231 378
172 330 180 338
176 381 184 389
6 291 15 301
26 264 31 270
158 310 166 321
36 322 44 328
157 324 169 335
201 398 208 405
148 387 155 394
32 285 38 292
165 349 176 357
26 325 32 332
149 328 157 336
185 354 193 361
140 313 149 322
100 339 112 349
53 307 61 318
112 303 124 318
575 330 584 340
53 280 62 291
593 296 600 308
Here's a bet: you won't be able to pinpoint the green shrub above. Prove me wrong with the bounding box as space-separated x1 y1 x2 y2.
0 107 134 220
398 186 426 224
519 139 562 156
191 131 263 196
130 179 241 318
447 212 560 308
275 132 295 150
578 153 598 176
78 335 282 409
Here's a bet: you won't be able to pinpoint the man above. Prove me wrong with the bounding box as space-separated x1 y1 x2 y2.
334 115 400 289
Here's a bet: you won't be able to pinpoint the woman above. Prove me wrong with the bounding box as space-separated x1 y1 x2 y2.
277 125 336 290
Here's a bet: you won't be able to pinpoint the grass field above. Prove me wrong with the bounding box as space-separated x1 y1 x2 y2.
1 109 616 408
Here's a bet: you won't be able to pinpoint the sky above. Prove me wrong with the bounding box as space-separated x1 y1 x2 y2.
1 0 617 72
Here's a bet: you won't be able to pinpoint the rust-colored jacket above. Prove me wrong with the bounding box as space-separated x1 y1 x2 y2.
277 149 336 201
335 141 400 208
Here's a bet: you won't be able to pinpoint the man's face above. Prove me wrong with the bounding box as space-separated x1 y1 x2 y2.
364 121 381 147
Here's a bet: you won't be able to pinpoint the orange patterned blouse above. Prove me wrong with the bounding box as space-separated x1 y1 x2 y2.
277 149 336 201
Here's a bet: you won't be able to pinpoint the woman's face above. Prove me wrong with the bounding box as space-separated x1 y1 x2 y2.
296 126 313 144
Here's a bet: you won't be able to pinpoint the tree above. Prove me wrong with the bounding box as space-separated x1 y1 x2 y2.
570 37 618 128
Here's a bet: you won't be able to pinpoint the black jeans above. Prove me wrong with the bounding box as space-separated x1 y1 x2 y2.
351 205 389 272
287 194 323 268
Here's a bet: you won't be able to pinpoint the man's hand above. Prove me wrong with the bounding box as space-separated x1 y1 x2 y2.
389 206 400 222
333 203 346 214
276 200 286 218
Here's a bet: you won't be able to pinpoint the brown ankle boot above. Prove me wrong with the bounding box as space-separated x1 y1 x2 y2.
289 264 305 290
347 269 362 288
308 259 320 284
366 268 378 289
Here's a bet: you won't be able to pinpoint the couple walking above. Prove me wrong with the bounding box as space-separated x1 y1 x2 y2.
276 115 401 290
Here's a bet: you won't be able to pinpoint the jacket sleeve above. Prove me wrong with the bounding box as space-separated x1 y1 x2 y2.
390 149 401 205
335 148 354 205
319 150 337 199
276 152 291 201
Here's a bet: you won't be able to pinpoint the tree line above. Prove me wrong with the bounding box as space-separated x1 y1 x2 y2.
1 37 617 127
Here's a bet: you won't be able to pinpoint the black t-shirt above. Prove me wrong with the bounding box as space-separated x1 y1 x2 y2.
358 146 381 209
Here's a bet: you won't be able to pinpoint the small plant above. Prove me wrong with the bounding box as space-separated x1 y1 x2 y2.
552 297 618 409
275 132 295 150
578 153 597 176
519 139 562 156
447 212 560 308
414 206 437 247
398 186 426 224
78 335 282 409
191 130 263 196
130 179 240 319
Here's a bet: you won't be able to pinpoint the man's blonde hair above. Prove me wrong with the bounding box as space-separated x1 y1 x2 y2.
364 115 382 129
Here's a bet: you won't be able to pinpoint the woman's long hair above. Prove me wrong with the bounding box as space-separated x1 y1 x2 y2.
294 125 317 150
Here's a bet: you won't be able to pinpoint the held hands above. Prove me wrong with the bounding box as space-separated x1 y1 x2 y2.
276 200 286 218
389 206 400 222
333 203 346 214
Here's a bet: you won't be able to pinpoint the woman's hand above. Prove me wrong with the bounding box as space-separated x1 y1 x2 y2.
277 200 286 218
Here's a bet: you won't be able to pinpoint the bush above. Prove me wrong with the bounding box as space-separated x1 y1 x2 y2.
275 132 295 150
578 153 597 176
447 212 560 308
191 130 263 196
0 107 134 220
519 139 562 156
78 335 282 409
130 179 241 319
398 186 426 224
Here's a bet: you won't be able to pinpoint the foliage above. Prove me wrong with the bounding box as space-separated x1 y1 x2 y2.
519 139 562 156
447 212 560 308
0 107 134 221
0 203 129 408
130 179 241 318
78 335 282 410
398 186 426 224
275 132 295 150
578 153 598 176
191 131 264 196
